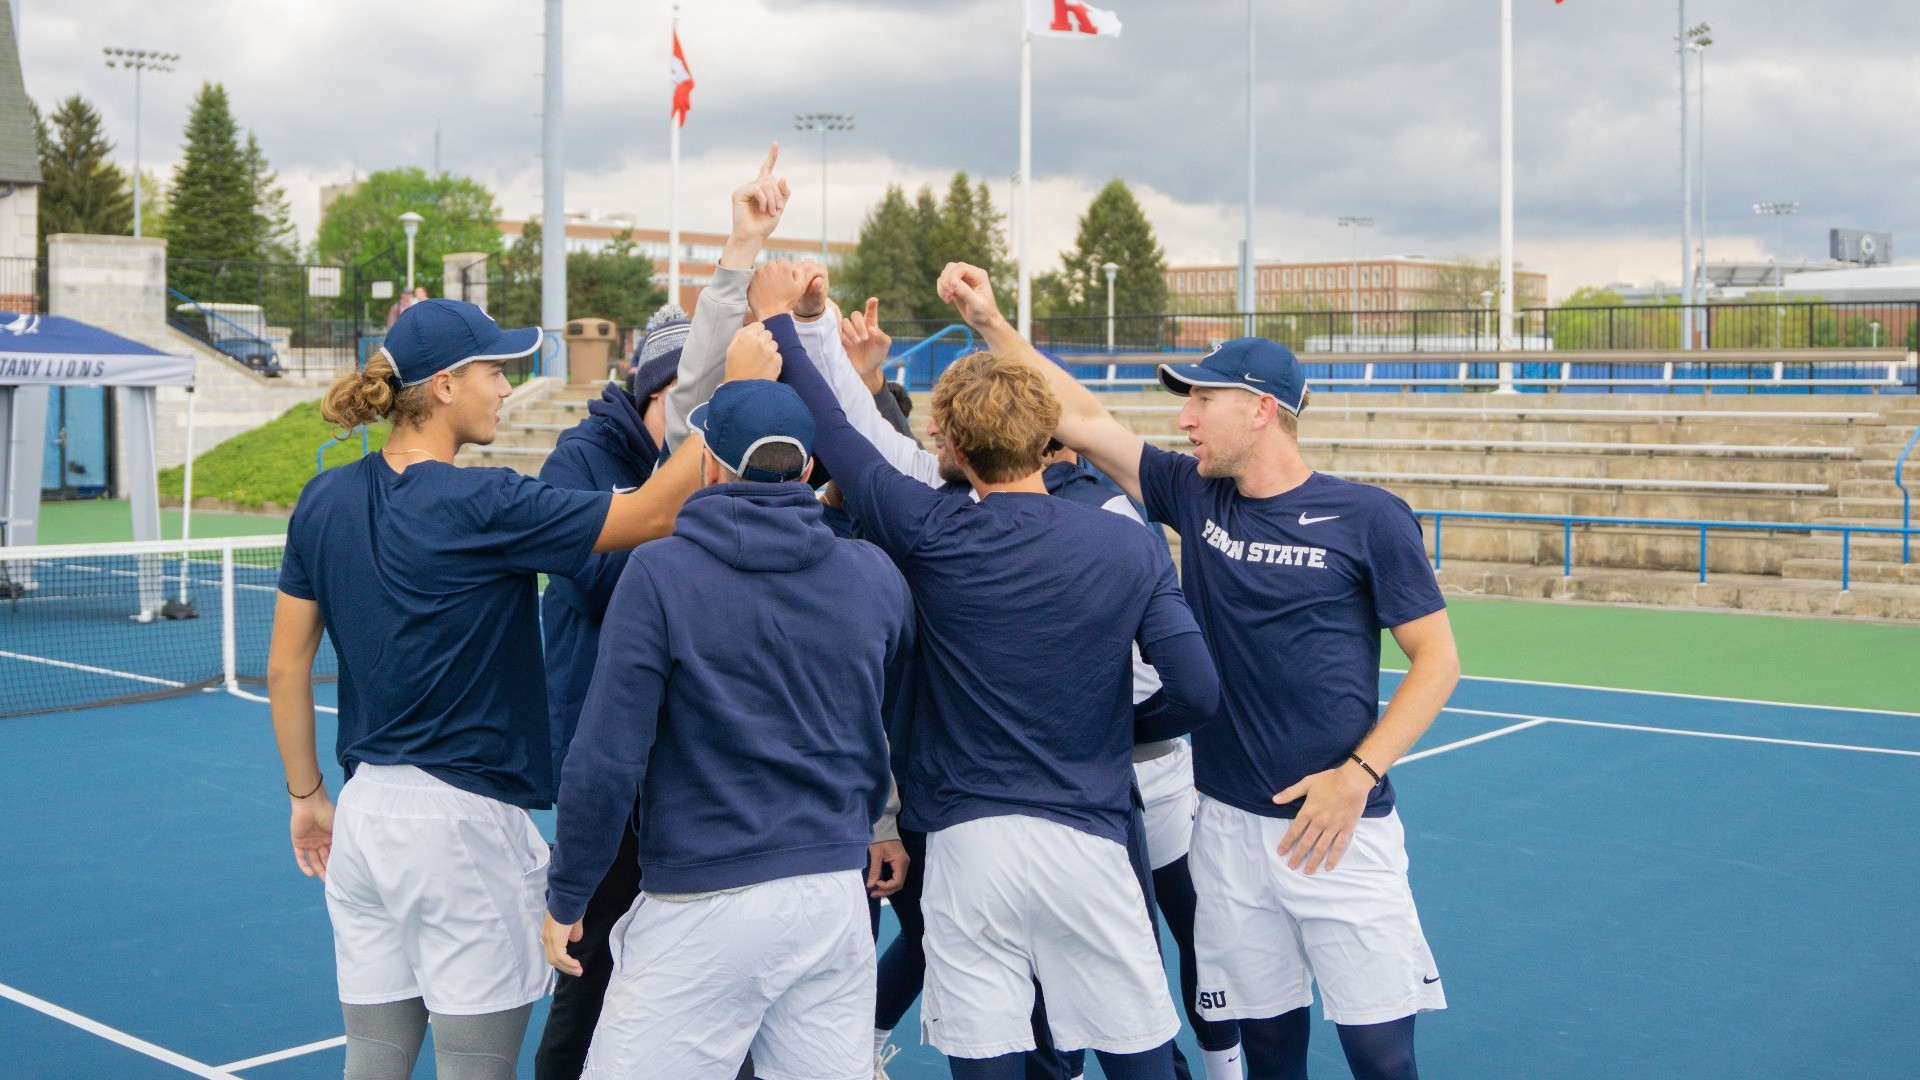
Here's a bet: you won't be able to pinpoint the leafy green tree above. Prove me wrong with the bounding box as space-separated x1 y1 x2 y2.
36 94 134 251
1050 179 1167 321
168 84 258 267
923 172 1010 313
835 185 929 321
316 167 503 295
486 221 664 330
1559 285 1625 308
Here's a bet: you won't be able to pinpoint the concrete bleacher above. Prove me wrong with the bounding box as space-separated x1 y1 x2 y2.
467 381 1920 620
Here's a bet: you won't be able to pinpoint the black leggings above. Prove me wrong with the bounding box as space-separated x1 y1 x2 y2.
1240 1008 1418 1080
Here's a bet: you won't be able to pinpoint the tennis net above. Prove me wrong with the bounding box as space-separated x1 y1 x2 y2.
0 535 337 718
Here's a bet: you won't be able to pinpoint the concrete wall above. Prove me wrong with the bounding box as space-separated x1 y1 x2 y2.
0 183 36 261
45 233 323 480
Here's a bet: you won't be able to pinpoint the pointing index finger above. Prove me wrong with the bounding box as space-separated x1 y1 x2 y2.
759 141 779 179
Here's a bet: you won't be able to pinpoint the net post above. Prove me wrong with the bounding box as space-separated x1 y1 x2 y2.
221 543 238 691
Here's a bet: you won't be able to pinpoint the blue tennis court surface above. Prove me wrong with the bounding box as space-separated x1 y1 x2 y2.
2 675 1915 1079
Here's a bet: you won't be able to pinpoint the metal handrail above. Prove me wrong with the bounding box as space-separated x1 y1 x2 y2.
1896 423 1920 564
1416 509 1920 592
884 324 974 388
316 427 370 477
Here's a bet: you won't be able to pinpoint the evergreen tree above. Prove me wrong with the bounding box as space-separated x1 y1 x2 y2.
36 95 134 252
834 185 927 322
242 133 296 260
924 172 1010 316
1053 179 1167 321
168 83 256 272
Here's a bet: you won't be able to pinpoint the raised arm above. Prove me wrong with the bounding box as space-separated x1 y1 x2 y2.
936 261 1148 503
664 142 789 448
790 278 944 488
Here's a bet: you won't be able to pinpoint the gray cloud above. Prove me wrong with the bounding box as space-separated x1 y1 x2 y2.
26 0 1920 291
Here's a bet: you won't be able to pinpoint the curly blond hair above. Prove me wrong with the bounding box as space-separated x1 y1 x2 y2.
930 350 1062 483
320 350 433 434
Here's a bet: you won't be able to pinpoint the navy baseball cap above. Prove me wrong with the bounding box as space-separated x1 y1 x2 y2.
382 299 542 387
1158 338 1308 415
688 380 816 483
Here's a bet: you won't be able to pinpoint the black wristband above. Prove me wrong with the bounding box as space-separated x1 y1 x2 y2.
288 774 324 799
1347 752 1383 785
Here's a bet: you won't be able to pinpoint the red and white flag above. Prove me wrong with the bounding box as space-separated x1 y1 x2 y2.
1028 0 1122 39
670 30 694 126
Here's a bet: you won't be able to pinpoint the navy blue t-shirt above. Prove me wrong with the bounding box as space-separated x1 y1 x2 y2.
1137 446 1446 819
279 454 611 808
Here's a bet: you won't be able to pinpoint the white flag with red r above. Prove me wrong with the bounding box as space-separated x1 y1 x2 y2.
1028 0 1122 39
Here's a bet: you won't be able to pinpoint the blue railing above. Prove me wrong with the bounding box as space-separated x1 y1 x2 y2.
885 325 974 391
316 427 370 477
1897 423 1920 565
1417 510 1920 591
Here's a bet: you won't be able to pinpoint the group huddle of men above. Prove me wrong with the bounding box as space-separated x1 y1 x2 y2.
530 145 1463 1080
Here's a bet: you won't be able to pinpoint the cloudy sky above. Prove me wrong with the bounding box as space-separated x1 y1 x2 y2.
22 0 1920 298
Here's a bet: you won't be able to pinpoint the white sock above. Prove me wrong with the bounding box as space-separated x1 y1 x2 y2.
1202 1043 1245 1080
873 1028 893 1056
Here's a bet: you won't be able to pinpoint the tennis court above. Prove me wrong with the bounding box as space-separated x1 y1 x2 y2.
2 536 1916 1078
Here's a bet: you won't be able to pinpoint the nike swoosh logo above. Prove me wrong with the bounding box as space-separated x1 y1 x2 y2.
612 485 639 494
1423 975 1442 984
1298 513 1340 525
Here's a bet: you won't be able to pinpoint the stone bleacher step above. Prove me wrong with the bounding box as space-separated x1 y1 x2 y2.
1779 557 1920 587
1433 559 1920 620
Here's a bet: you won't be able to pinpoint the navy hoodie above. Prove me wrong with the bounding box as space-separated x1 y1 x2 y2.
547 483 915 920
538 384 661 791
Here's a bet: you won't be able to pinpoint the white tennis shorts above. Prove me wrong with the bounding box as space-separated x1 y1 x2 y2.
325 764 551 1015
1135 740 1197 871
584 870 874 1080
920 814 1181 1058
1188 795 1446 1027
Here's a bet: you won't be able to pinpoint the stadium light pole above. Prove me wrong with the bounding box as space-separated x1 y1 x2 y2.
541 0 567 380
399 212 424 293
1337 217 1373 345
1753 202 1798 347
102 48 178 239
1677 0 1695 350
794 113 855 262
1239 0 1256 337
1103 261 1119 352
1689 25 1713 330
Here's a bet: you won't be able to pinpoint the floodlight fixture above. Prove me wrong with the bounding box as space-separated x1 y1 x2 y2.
795 113 856 260
103 47 180 238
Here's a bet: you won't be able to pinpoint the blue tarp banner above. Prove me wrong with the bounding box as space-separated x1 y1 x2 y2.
0 314 194 387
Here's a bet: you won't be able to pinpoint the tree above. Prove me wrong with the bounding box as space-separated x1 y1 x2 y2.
1049 179 1167 322
316 167 503 295
486 221 664 330
168 83 260 269
835 185 927 322
242 133 295 261
923 172 1010 314
35 95 133 252
1425 256 1501 310
1559 285 1625 308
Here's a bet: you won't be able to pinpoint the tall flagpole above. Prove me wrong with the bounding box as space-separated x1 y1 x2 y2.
668 6 682 308
1239 0 1255 336
1017 13 1033 339
1496 0 1516 391
542 0 568 380
1678 0 1694 349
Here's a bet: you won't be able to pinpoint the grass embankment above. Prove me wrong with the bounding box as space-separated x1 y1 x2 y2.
159 400 388 510
36 500 289 544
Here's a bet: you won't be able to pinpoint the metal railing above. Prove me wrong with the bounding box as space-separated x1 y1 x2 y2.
0 255 42 315
883 324 974 391
1896 424 1920 564
165 259 362 376
316 427 370 477
1418 510 1919 591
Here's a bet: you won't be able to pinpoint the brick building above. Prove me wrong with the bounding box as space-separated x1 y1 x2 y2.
1165 256 1548 314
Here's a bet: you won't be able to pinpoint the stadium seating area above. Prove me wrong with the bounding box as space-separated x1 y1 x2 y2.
466 381 1920 619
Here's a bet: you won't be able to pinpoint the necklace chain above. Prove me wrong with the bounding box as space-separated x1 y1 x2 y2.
381 446 446 465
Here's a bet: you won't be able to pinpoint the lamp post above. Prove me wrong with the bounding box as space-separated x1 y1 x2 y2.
1481 289 1495 349
1102 261 1120 352
1337 216 1373 346
1753 201 1798 347
399 211 424 294
794 113 855 261
102 47 179 238
1688 23 1712 346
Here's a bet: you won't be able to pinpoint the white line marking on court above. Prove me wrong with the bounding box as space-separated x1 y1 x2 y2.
218 1035 347 1071
1433 706 1920 759
0 650 185 687
226 684 337 714
1398 719 1549 763
0 980 241 1079
1380 668 1920 719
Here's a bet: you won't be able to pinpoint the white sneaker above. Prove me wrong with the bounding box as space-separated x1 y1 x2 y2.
875 1043 901 1080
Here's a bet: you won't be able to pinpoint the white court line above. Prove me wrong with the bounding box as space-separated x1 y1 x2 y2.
218 1035 347 1071
0 980 240 1079
226 684 337 715
1381 668 1920 719
1427 706 1920 760
1398 719 1549 763
0 649 185 688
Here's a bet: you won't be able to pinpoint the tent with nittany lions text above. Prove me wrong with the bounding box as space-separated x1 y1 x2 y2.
0 315 198 605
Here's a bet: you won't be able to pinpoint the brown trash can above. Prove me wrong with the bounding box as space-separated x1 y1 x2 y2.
565 318 618 384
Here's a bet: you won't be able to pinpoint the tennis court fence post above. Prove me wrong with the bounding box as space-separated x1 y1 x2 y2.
1563 519 1573 577
221 543 238 691
1699 525 1708 584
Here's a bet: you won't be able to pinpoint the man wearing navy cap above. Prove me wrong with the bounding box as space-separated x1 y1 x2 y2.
543 376 916 1080
531 302 688 1080
935 262 1460 1080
